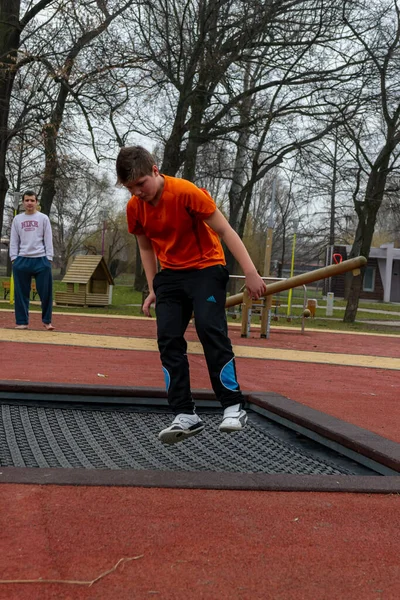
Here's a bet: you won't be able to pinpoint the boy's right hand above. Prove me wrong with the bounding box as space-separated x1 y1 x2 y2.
142 291 156 317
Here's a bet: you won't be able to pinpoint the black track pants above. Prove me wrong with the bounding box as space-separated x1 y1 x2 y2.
153 265 244 415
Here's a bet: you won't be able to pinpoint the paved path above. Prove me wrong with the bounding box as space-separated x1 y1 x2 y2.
1 327 400 370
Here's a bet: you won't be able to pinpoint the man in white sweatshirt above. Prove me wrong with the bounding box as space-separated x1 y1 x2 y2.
9 191 54 330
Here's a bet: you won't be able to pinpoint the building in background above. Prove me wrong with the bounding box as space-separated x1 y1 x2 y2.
331 243 400 302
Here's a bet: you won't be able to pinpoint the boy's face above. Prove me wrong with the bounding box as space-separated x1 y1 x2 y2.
124 165 163 205
22 195 39 214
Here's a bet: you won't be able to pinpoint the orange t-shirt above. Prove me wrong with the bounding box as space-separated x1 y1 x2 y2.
126 175 226 270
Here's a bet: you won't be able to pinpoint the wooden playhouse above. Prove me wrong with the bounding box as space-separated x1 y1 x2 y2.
55 255 114 307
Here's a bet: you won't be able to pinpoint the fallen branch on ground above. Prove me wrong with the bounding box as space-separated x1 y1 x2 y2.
0 555 144 586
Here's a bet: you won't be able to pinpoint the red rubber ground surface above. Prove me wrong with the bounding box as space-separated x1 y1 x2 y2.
0 310 399 599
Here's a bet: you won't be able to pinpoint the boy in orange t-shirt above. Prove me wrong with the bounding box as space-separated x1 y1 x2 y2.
117 146 266 445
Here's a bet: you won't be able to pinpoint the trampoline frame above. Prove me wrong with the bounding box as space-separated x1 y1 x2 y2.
0 380 399 493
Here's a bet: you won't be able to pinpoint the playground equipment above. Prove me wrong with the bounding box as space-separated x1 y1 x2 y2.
225 256 367 338
307 299 318 317
55 255 114 307
229 277 308 338
333 253 343 264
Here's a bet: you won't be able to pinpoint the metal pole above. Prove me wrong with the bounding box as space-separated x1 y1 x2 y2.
328 131 338 293
101 220 106 256
286 230 297 317
99 210 107 257
263 178 276 277
286 219 298 318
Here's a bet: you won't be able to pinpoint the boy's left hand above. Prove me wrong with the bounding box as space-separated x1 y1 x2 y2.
245 271 267 300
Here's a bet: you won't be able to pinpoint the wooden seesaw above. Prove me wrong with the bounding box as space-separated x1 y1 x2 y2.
225 256 367 338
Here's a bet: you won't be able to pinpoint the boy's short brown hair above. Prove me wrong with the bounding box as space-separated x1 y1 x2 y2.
116 146 156 184
22 190 38 201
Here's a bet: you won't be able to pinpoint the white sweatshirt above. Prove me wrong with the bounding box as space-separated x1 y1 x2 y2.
10 211 54 262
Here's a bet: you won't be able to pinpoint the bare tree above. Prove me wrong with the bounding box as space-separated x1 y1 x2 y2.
0 0 137 244
51 161 112 277
35 0 135 216
341 0 400 321
84 211 136 279
120 1 353 172
120 0 364 277
0 0 56 238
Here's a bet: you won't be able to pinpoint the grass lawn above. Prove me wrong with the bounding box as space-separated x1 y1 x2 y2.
1 276 399 334
268 316 400 335
0 277 144 317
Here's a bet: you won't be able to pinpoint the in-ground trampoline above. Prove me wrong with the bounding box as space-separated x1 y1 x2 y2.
0 381 399 493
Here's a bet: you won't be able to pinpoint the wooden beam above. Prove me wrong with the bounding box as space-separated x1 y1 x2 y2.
225 256 367 309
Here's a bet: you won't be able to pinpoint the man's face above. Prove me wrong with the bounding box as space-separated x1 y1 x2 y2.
22 195 38 214
124 166 163 205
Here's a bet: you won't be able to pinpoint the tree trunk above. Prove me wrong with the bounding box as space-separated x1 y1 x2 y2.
160 95 190 176
0 0 20 238
134 238 146 291
343 268 364 321
224 66 254 280
225 125 252 278
181 90 208 182
40 122 59 215
343 150 391 321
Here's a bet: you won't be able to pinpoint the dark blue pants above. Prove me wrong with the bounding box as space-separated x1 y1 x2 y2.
153 265 244 415
12 257 53 325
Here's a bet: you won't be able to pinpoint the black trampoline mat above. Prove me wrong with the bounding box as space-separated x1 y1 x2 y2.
0 382 399 493
0 404 373 475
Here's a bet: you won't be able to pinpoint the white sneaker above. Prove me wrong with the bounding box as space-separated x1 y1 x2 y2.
158 413 205 445
219 404 248 433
